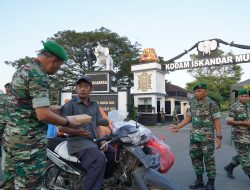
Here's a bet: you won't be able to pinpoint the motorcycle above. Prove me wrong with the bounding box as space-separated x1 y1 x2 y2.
43 119 180 190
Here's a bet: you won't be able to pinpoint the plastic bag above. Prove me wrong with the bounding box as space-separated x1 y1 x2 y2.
147 136 175 173
108 110 128 132
127 120 153 140
108 110 128 123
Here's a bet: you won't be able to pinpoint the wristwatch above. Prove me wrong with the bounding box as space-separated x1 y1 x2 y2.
216 135 223 140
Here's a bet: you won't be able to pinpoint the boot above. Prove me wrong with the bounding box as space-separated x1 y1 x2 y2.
189 175 204 189
204 178 215 190
224 163 236 179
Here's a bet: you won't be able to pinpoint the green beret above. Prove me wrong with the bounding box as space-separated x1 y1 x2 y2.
4 82 11 88
42 41 68 61
193 82 207 91
238 89 248 96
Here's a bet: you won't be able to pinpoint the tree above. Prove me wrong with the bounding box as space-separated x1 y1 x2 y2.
186 50 243 111
5 27 142 103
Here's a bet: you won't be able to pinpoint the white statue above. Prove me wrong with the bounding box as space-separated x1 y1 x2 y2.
94 42 114 71
198 40 218 55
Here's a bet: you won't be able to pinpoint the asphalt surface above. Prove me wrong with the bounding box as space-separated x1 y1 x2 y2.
150 117 249 190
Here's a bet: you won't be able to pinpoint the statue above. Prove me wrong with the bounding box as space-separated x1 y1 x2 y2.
94 42 114 71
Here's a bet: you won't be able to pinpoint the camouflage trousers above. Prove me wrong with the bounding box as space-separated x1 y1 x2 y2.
189 140 216 179
231 141 250 176
1 145 47 190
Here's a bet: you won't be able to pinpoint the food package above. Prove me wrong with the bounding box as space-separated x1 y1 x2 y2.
67 114 92 125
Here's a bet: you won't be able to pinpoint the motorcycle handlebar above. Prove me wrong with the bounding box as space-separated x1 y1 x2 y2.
93 135 110 143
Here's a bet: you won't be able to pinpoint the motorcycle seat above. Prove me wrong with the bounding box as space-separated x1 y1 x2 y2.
54 141 80 163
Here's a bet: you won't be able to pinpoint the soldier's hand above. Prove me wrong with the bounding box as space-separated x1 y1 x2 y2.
79 128 90 137
67 116 81 128
215 138 222 149
168 124 179 133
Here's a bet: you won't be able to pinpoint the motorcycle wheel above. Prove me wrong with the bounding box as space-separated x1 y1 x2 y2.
43 163 69 190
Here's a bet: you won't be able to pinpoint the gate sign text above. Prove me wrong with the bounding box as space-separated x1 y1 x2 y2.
165 53 250 71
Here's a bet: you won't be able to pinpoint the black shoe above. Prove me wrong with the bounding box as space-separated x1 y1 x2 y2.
224 163 236 179
189 180 204 189
204 184 215 190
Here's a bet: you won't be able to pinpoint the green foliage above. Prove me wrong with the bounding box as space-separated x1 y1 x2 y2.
5 56 34 69
128 107 138 120
186 50 243 111
4 27 141 104
50 27 141 89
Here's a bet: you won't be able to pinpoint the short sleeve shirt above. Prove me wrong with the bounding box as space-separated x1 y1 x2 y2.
4 59 50 150
61 96 103 155
226 102 249 144
188 97 221 142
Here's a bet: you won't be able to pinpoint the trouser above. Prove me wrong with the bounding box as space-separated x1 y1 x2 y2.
1 146 47 190
189 140 216 179
75 145 116 190
232 142 250 176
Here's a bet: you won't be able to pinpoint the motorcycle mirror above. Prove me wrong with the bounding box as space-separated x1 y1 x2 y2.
98 118 109 126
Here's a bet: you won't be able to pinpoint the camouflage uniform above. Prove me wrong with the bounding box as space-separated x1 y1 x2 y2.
0 93 7 144
172 109 178 125
2 59 50 190
187 97 221 179
227 102 250 176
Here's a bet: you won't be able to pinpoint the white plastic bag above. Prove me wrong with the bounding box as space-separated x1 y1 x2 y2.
108 110 128 123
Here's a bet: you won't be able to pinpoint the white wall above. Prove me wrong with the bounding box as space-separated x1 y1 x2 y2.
132 62 166 95
118 91 127 112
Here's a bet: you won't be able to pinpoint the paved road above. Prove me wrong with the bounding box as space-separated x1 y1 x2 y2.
150 117 249 190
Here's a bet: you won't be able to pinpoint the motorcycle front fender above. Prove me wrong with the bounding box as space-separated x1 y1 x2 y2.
132 167 181 190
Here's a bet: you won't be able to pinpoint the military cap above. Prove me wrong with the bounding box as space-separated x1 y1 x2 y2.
238 89 248 96
76 76 92 87
193 82 207 91
4 82 11 88
42 41 68 61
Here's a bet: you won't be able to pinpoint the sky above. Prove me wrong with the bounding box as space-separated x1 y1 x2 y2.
0 0 249 91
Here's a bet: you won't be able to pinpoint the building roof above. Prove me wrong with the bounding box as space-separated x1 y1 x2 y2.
165 82 187 97
231 79 250 91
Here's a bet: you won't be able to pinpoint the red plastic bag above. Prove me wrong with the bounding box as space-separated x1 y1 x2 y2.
147 137 175 173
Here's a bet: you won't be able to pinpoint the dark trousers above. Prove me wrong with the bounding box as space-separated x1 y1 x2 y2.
75 145 116 190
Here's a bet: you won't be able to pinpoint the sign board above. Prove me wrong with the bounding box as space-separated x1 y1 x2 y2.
90 94 118 113
165 53 250 71
86 73 109 92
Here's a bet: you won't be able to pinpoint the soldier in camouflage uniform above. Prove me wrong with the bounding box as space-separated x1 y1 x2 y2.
224 88 250 180
0 83 12 138
0 89 7 145
1 41 80 190
0 83 12 185
172 108 179 125
169 82 222 190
